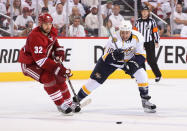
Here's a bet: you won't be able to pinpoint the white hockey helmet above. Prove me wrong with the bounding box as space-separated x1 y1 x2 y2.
119 20 132 32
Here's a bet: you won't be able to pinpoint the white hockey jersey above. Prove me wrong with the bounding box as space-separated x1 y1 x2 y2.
102 30 146 68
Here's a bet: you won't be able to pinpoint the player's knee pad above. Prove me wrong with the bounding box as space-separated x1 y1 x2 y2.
134 68 148 84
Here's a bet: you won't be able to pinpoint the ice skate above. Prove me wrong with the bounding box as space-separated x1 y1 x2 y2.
155 76 161 82
71 97 81 113
57 103 73 115
141 95 156 113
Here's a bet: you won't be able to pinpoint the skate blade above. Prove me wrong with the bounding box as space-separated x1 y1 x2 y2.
80 98 92 108
62 112 74 116
143 108 156 113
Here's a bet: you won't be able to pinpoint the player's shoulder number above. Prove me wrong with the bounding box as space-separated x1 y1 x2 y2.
34 46 43 54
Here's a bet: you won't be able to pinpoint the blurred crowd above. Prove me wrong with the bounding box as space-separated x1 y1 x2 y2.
142 0 187 37
0 0 187 37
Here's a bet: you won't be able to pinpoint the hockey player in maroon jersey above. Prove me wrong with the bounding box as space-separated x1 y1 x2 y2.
18 13 81 115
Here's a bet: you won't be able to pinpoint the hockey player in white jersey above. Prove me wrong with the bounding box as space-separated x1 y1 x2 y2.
75 20 156 113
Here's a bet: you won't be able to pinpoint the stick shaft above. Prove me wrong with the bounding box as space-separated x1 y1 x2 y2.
59 59 80 105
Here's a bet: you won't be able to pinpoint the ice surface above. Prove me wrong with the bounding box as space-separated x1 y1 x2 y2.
0 79 187 131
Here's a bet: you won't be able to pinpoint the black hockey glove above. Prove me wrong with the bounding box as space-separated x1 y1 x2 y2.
111 49 124 61
125 55 146 75
125 60 139 76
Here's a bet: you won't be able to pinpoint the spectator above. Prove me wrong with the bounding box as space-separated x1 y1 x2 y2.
0 1 6 14
1 0 9 9
0 0 7 5
39 0 56 14
141 0 159 11
52 3 66 35
155 1 171 38
56 0 72 16
100 19 115 37
47 1 56 14
39 0 48 11
101 0 113 19
68 16 86 37
8 0 23 21
15 7 34 30
69 0 86 17
109 4 124 31
0 1 6 27
172 3 187 35
164 24 172 37
81 0 99 11
41 6 49 14
157 20 173 37
56 0 67 5
85 5 100 36
69 6 83 25
183 0 187 13
156 0 171 21
157 21 165 36
81 0 98 13
19 20 34 36
81 0 98 8
57 0 73 5
22 0 35 17
7 0 22 19
2 14 18 36
60 24 67 36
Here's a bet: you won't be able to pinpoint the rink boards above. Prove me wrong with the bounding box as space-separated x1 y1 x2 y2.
0 37 187 82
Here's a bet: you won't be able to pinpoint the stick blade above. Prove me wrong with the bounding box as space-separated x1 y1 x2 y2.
80 98 92 108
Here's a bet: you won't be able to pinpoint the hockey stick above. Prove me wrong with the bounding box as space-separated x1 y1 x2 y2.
57 58 80 106
105 15 119 51
105 15 127 66
58 59 91 107
65 73 92 108
64 74 80 106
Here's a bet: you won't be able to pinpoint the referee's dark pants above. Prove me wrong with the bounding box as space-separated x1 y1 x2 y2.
144 41 162 78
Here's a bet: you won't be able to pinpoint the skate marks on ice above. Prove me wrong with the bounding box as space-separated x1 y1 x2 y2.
0 80 187 130
82 106 187 127
0 107 187 129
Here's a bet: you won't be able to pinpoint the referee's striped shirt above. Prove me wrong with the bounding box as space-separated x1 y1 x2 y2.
133 17 160 43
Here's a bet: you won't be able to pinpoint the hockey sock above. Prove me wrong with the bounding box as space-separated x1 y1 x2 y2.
58 82 72 105
77 87 89 101
44 85 64 106
139 86 149 96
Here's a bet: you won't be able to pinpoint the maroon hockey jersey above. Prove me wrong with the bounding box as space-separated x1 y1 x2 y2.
18 26 61 73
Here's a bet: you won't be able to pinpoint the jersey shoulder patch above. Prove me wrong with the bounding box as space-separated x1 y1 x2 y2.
132 35 139 42
112 37 118 43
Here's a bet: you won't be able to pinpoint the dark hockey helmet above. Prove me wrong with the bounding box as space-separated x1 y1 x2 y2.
38 13 53 24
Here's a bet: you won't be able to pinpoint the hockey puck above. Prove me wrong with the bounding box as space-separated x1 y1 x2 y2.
116 121 122 124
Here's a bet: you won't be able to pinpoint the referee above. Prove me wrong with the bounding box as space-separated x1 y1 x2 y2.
133 6 162 82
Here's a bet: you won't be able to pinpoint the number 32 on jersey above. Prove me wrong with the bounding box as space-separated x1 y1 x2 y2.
34 46 43 54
